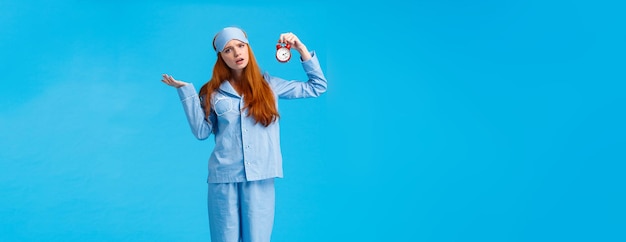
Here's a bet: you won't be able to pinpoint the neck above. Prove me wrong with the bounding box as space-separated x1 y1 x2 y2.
229 70 244 95
231 69 243 81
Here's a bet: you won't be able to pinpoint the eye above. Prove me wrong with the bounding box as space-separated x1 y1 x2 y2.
238 43 246 48
223 48 231 53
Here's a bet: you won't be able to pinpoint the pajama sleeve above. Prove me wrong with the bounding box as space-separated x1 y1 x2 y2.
177 83 213 140
268 51 328 99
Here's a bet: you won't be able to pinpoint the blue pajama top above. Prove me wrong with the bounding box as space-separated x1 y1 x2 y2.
176 51 327 183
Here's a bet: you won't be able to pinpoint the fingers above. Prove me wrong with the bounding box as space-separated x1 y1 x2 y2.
278 32 299 45
279 32 308 54
161 74 170 84
161 74 180 87
162 74 173 82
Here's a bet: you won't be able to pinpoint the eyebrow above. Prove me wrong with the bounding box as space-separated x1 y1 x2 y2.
222 42 246 51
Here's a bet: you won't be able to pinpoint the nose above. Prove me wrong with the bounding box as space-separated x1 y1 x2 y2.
233 48 240 57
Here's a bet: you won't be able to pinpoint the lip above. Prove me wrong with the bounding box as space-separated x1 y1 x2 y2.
235 58 245 65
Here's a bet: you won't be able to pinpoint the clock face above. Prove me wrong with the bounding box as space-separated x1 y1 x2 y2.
276 47 291 62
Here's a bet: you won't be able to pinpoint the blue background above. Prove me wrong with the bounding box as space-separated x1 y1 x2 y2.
1 0 624 241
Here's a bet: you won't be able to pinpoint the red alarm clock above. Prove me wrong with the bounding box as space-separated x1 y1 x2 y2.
276 43 291 63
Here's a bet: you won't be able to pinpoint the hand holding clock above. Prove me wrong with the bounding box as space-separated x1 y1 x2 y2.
277 32 311 62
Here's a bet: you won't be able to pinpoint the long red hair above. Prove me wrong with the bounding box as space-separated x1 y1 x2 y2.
199 43 279 127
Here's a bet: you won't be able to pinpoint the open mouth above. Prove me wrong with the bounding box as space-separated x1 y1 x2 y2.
236 58 244 64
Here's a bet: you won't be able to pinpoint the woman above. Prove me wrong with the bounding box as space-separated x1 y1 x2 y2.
161 26 327 242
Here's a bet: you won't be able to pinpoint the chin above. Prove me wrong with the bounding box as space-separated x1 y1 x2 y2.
229 63 247 70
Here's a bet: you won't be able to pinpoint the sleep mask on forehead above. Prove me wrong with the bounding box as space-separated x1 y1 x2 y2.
213 27 249 53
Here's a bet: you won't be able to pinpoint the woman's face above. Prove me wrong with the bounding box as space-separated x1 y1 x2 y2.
220 39 249 72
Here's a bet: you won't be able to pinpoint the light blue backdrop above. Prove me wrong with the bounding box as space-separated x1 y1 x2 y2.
1 0 624 241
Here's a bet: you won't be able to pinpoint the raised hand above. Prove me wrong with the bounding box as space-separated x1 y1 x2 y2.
161 74 187 88
278 32 311 61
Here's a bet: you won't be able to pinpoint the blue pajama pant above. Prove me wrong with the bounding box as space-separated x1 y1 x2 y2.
207 179 275 242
